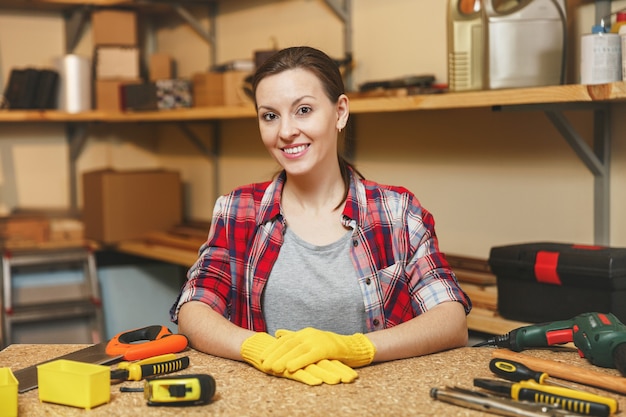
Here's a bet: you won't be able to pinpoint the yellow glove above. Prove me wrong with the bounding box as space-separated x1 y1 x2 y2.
241 332 358 385
262 328 376 373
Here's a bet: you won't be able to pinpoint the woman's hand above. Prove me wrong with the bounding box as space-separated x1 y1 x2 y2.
260 328 376 373
241 332 358 385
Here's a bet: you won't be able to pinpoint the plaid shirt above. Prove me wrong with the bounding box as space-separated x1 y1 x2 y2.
170 169 471 332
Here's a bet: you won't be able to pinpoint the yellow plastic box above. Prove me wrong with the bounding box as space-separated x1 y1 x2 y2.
37 360 110 409
0 367 18 417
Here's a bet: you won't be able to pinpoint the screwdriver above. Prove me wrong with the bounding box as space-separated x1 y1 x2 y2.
474 378 617 417
490 358 577 390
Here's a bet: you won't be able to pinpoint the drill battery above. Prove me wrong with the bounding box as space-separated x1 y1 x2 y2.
488 242 626 323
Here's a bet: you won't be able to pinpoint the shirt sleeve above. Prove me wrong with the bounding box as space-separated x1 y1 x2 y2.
404 195 472 315
169 196 233 323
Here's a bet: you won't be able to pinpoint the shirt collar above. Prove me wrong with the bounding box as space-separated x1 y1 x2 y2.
258 171 286 225
258 167 363 226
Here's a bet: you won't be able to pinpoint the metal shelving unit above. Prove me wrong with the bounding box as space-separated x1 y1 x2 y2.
0 0 624 244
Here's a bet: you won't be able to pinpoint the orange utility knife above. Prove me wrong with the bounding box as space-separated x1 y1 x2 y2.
106 325 188 361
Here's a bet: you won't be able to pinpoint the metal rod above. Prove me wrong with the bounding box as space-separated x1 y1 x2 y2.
67 123 89 216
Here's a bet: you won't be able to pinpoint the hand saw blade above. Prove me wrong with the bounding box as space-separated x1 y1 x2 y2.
13 342 123 393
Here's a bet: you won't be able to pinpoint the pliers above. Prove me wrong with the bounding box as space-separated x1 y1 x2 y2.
431 386 585 417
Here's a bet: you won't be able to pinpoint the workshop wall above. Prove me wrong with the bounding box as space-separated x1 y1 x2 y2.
0 0 625 262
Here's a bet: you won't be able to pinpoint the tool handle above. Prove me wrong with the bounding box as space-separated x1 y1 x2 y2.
493 349 626 396
118 353 178 371
515 382 613 417
489 358 547 383
130 356 190 381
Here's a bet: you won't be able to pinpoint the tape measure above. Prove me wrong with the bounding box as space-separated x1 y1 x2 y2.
122 374 216 406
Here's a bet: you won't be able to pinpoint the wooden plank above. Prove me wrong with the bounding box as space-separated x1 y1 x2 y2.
467 307 531 335
447 254 496 286
141 231 205 252
116 240 197 267
460 283 498 311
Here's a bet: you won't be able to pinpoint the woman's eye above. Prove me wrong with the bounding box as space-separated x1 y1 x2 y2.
262 112 278 121
296 106 312 116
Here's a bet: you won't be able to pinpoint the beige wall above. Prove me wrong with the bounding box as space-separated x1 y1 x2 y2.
1 0 625 259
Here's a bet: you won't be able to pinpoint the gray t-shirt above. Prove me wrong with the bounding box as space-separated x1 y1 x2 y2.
262 227 367 336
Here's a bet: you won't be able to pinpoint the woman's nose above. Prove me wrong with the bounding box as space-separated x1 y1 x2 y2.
279 118 299 139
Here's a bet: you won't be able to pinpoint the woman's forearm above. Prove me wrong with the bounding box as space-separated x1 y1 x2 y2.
177 300 256 361
366 301 468 363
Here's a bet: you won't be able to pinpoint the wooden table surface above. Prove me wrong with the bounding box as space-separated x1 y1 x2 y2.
1 344 625 416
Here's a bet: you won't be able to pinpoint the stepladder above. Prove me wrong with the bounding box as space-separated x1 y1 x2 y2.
0 245 105 348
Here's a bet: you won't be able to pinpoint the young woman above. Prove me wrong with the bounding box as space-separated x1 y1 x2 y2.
171 46 471 385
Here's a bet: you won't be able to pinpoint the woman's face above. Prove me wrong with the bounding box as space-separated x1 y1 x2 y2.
255 68 348 178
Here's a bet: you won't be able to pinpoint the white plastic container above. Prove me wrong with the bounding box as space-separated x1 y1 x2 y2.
56 54 92 113
483 0 566 89
447 0 483 91
580 25 622 85
620 25 626 81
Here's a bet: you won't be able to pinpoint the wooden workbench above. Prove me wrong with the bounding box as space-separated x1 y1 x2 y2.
1 344 625 416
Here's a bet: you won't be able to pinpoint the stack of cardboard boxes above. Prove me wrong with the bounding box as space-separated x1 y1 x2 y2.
93 9 141 111
91 8 254 111
0 213 84 249
92 9 193 112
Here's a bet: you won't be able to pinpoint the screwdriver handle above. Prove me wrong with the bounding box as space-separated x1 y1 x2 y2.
516 384 610 417
129 356 190 381
118 353 178 371
513 380 617 416
489 358 547 383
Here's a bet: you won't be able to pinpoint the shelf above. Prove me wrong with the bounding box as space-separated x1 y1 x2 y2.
350 82 626 113
0 0 210 10
0 106 256 123
0 0 130 10
2 82 625 124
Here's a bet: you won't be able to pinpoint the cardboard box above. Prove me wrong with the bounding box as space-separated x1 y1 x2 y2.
156 79 192 109
82 169 182 243
92 10 137 46
95 46 140 80
96 79 141 111
150 53 174 81
120 79 192 111
120 82 158 111
192 71 252 107
488 242 626 323
0 216 49 248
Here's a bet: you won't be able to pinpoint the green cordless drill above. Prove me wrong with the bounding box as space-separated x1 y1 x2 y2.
479 312 626 375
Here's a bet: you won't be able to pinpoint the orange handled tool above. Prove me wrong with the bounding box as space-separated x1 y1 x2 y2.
106 325 188 361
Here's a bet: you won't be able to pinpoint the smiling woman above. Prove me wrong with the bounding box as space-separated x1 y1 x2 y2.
171 46 472 387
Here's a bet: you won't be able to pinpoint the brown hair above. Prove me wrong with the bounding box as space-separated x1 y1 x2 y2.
252 46 363 204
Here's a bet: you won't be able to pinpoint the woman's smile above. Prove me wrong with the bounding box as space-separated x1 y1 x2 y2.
282 144 310 157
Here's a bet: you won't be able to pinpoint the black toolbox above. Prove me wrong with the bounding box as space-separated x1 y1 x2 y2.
488 242 626 323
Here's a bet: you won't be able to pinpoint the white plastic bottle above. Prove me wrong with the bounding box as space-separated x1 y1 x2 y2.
447 0 483 91
580 24 622 84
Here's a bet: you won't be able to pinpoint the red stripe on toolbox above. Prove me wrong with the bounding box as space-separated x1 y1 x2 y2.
534 251 561 284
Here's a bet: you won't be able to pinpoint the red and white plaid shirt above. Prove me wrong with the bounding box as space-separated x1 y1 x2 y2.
171 168 471 332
